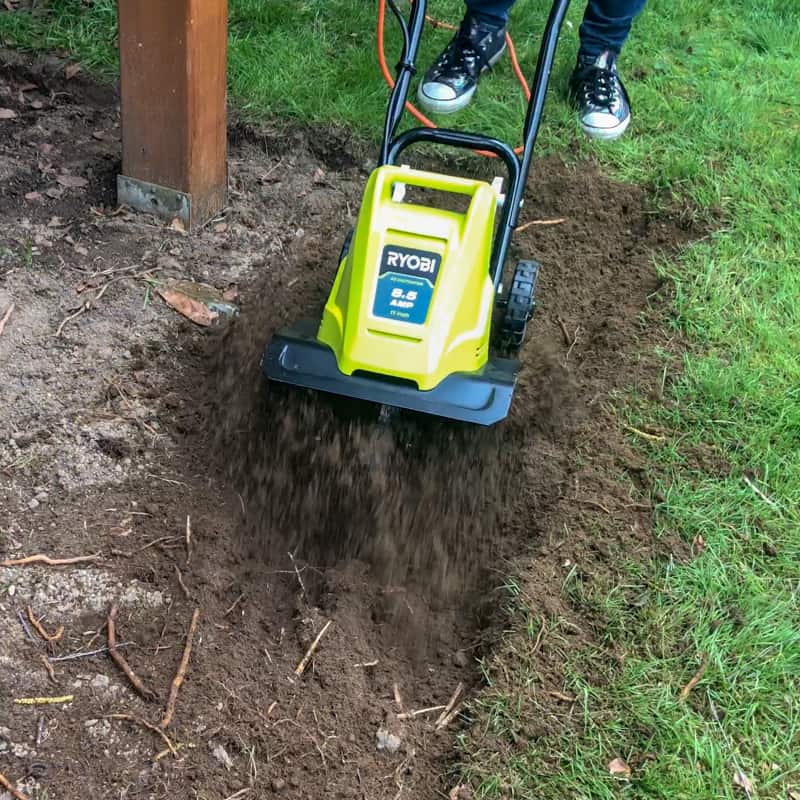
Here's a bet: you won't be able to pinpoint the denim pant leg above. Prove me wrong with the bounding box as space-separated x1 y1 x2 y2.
464 0 515 28
579 0 647 57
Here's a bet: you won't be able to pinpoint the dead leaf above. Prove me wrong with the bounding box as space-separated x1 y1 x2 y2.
18 82 37 92
56 174 88 188
30 99 43 110
65 63 82 79
168 217 187 234
733 770 754 797
91 130 105 140
157 287 219 327
213 222 228 233
448 786 472 800
222 286 239 302
45 187 63 199
24 191 41 202
0 107 18 119
73 245 89 256
39 143 54 155
608 757 632 778
692 534 706 555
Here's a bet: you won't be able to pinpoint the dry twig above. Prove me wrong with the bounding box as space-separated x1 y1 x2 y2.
108 604 156 700
27 606 64 642
393 683 405 713
39 655 57 684
106 713 177 755
0 303 15 337
161 608 201 729
49 642 131 662
434 683 464 730
2 553 100 567
0 771 30 800
294 619 332 677
516 217 566 231
397 704 447 720
224 593 245 616
15 607 37 643
743 473 780 510
174 565 192 601
622 424 666 442
184 514 192 566
679 653 709 700
288 550 308 602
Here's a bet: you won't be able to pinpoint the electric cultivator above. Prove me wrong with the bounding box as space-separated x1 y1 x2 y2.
264 0 571 425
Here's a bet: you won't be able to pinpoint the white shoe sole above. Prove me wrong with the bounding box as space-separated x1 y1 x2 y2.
581 113 631 141
416 45 506 116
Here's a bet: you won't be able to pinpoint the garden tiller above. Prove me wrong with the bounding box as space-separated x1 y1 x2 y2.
263 0 571 425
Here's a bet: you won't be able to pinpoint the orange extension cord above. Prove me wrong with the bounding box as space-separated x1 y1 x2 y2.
376 0 532 156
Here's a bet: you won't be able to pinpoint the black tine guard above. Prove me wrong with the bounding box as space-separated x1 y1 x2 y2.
262 320 519 426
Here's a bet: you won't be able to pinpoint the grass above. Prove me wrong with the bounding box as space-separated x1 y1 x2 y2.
2 0 799 797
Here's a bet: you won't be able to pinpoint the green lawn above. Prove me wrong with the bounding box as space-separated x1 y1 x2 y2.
2 0 799 797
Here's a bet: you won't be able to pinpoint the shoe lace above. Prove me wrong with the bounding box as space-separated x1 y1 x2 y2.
578 65 617 109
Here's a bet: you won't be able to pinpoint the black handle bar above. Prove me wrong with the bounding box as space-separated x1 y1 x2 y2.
378 0 572 287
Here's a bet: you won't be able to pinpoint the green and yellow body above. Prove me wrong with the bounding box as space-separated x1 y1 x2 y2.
264 165 519 425
320 165 498 389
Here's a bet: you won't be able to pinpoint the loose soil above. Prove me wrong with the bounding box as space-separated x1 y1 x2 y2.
0 52 696 799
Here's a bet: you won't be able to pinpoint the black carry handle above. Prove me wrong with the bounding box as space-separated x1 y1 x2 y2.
379 0 572 287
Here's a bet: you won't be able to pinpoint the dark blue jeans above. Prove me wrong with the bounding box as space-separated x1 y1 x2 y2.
465 0 647 58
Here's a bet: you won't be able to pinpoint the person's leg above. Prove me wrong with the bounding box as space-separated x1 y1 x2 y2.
569 0 647 140
578 0 647 58
464 0 514 28
416 0 514 115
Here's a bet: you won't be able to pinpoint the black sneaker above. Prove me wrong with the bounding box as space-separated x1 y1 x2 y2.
569 50 631 141
417 15 506 115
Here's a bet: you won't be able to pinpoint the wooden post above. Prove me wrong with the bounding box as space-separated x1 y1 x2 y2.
117 0 228 230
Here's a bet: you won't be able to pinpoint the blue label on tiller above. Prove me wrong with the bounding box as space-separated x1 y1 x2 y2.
372 245 441 325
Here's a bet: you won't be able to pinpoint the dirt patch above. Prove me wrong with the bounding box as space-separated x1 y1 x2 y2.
0 52 696 799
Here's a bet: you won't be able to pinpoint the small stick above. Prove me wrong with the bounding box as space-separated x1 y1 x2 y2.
294 619 332 677
224 593 245 617
108 604 156 700
106 714 177 756
353 660 379 668
0 771 30 800
2 553 100 567
174 565 191 601
742 474 780 510
161 607 201 729
565 326 581 362
27 606 64 642
397 704 447 720
54 300 91 338
39 655 57 684
267 701 277 715
49 642 131 662
557 317 571 347
577 498 612 515
547 691 576 702
184 515 192 566
517 217 566 231
14 695 73 705
435 702 463 731
679 653 709 700
621 424 666 443
35 716 46 747
393 683 404 713
0 303 15 337
222 790 251 800
288 551 308 602
15 607 38 643
434 683 464 729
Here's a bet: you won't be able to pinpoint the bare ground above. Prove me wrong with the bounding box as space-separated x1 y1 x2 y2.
0 52 696 799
